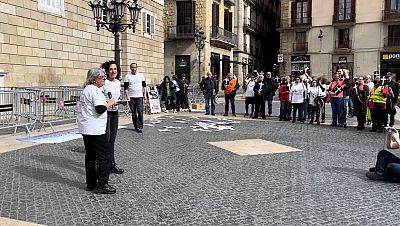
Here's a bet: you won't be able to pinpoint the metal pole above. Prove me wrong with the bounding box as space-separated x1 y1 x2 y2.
114 31 121 68
198 48 201 83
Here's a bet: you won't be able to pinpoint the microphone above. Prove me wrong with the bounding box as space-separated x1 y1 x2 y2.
107 92 112 99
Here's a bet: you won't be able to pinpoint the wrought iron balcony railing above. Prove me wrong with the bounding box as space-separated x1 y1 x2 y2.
167 24 195 39
210 26 238 46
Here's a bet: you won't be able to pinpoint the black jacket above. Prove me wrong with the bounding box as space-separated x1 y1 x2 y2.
253 81 267 98
263 78 278 96
200 77 217 95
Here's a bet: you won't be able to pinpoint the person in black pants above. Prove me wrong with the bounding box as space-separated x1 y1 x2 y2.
263 72 278 116
101 60 124 174
351 76 369 130
78 67 116 194
253 75 266 119
222 73 239 116
385 72 399 127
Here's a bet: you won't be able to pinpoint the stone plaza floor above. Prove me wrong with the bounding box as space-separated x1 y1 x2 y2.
0 100 400 225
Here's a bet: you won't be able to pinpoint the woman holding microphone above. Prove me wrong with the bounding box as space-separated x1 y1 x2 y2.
101 60 124 174
77 68 117 194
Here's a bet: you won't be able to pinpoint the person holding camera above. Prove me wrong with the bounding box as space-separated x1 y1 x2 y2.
351 76 369 130
222 73 240 117
367 127 400 181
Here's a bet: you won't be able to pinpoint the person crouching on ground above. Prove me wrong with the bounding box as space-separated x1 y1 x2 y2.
367 127 400 181
77 68 117 194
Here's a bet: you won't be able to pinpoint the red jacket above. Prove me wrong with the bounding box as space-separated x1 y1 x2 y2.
279 84 290 102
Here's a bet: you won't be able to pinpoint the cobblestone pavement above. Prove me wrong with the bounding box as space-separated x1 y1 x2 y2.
1 100 400 225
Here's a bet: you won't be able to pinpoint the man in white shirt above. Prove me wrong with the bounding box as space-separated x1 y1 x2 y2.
124 63 147 133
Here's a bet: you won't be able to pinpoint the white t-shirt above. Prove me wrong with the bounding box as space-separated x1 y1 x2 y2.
172 80 180 92
308 86 324 106
124 72 145 98
77 84 107 135
245 80 255 97
290 83 305 104
103 79 121 111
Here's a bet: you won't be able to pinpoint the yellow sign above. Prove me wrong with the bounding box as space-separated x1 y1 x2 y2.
382 54 389 60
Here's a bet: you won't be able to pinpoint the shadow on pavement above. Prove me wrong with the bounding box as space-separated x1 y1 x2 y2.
325 166 369 180
30 154 85 175
14 165 84 189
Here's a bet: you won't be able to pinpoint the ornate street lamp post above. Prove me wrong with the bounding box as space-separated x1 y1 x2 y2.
194 27 206 82
89 0 142 68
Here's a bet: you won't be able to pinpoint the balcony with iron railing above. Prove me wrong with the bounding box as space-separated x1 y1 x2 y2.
166 24 195 40
384 37 400 48
383 10 400 21
292 42 308 52
291 17 312 28
332 13 356 24
335 39 352 52
244 17 263 34
210 26 238 49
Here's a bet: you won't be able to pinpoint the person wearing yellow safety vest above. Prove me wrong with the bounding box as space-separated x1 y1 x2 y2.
368 79 390 133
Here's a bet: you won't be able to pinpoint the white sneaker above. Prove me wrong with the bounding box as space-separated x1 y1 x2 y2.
165 110 169 113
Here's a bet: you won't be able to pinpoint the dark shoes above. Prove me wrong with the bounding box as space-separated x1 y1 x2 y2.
135 128 142 133
86 184 96 191
94 184 116 194
205 113 210 115
366 172 386 181
111 165 124 174
211 112 215 115
223 113 228 116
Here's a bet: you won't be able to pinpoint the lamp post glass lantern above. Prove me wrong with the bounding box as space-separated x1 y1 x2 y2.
194 27 206 82
89 0 142 68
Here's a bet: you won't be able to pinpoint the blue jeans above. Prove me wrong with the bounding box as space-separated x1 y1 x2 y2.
343 97 350 124
129 97 144 129
375 150 400 180
330 97 344 125
265 95 274 115
204 92 215 114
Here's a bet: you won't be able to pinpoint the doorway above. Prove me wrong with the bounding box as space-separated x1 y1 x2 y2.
175 55 191 82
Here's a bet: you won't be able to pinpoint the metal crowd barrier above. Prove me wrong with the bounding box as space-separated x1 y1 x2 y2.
33 88 82 132
0 90 36 135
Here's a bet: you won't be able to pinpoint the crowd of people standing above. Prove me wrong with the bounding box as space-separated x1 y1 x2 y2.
239 69 399 133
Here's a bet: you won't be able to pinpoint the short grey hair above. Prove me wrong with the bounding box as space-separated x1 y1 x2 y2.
83 67 105 88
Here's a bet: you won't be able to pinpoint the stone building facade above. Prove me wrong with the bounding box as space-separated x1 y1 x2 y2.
279 0 400 80
0 0 165 87
234 0 280 81
164 0 237 86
